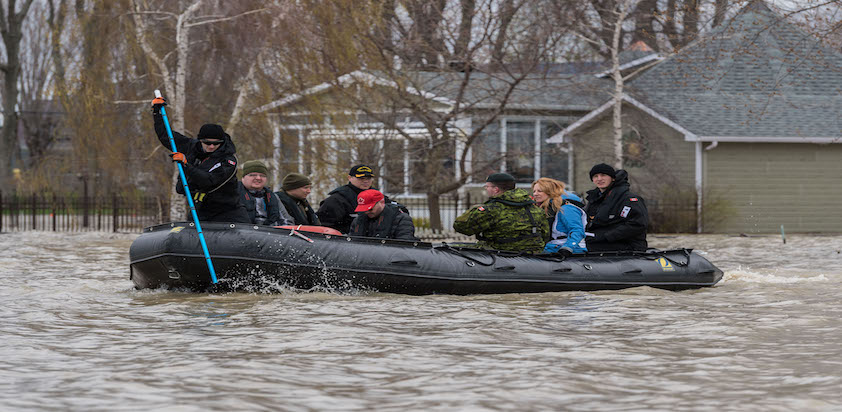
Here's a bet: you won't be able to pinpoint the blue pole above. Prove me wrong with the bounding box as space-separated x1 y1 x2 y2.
155 90 218 284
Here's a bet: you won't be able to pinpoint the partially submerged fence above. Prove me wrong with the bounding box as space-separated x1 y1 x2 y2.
0 191 166 233
1 190 698 235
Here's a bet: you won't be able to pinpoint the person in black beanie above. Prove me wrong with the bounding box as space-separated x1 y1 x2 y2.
317 165 379 233
276 173 321 226
151 97 249 223
583 163 649 251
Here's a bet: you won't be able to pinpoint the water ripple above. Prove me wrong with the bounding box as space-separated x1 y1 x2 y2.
0 232 840 410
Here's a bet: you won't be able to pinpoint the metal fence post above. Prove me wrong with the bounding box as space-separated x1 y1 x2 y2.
31 194 37 230
112 193 118 233
13 193 19 230
96 196 101 231
52 194 57 231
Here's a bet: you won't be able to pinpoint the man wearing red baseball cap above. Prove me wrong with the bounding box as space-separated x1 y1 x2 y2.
349 189 417 241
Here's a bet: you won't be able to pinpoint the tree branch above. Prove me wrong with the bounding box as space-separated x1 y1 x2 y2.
183 8 267 28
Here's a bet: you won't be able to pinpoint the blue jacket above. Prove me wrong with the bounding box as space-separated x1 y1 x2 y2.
544 192 587 254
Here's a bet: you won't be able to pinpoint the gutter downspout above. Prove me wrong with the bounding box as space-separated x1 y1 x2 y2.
695 141 702 233
696 141 719 233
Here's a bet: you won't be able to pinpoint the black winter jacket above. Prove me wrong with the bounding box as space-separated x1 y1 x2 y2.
584 170 648 251
238 182 289 226
349 204 417 241
276 191 320 226
316 184 367 234
154 114 248 223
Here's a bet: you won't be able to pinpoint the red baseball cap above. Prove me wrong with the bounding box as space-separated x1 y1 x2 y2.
355 189 384 212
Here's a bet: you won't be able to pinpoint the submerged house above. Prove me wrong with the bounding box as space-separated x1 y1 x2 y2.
550 1 842 233
256 69 610 193
257 1 841 233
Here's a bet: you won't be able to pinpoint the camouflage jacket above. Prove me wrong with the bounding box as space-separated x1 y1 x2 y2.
453 188 549 253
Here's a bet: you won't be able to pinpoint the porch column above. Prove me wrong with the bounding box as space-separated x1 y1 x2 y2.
297 130 305 174
499 118 507 172
271 115 281 192
378 139 385 190
568 143 574 189
455 116 472 183
403 139 410 195
533 120 541 181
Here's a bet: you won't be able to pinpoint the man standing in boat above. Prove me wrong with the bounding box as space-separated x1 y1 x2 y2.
453 173 549 253
276 173 320 226
349 189 417 241
151 97 249 223
584 163 649 251
317 164 379 234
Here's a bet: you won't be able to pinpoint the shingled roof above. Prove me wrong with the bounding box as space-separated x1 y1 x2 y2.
626 0 842 140
256 69 612 114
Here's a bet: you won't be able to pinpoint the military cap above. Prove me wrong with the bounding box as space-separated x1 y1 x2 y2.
486 172 515 183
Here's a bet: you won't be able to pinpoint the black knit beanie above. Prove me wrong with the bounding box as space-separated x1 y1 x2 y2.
589 163 616 179
198 124 225 140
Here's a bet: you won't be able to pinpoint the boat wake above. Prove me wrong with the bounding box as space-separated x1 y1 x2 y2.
721 267 829 284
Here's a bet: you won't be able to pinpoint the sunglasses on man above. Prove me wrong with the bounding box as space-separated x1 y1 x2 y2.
200 139 224 146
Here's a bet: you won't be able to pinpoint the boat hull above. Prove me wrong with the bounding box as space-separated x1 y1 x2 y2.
129 222 723 295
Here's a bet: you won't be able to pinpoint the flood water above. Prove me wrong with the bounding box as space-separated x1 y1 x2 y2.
1 231 840 411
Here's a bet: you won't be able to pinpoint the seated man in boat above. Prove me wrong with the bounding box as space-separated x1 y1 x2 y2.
349 189 418 241
152 97 249 223
318 164 404 234
584 163 649 252
317 164 377 234
453 173 549 253
237 160 293 226
275 173 321 226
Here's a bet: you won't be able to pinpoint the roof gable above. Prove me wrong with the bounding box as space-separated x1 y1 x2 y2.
625 0 842 139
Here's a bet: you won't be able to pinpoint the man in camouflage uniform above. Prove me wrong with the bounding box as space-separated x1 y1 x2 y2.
453 173 549 253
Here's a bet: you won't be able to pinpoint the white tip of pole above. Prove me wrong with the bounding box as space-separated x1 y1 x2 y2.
154 89 162 98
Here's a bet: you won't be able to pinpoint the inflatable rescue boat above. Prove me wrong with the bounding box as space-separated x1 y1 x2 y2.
128 222 723 295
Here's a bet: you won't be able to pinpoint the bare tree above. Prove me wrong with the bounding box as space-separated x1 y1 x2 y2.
609 1 633 169
268 0 569 230
0 0 36 187
130 0 268 219
19 1 59 164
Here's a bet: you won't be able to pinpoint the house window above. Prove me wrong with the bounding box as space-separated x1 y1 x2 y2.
285 118 570 195
505 121 537 183
472 122 501 178
541 122 568 184
382 140 405 193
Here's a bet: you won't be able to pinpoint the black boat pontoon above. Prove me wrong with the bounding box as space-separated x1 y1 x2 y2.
129 222 723 295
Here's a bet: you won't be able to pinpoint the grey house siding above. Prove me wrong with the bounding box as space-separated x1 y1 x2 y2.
704 143 842 233
569 105 696 205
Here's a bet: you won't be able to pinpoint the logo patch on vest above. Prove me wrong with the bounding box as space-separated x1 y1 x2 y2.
228 160 236 166
629 197 638 201
478 206 485 211
620 206 631 218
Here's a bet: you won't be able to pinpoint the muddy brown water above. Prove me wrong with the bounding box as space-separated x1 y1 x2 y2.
1 232 840 411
